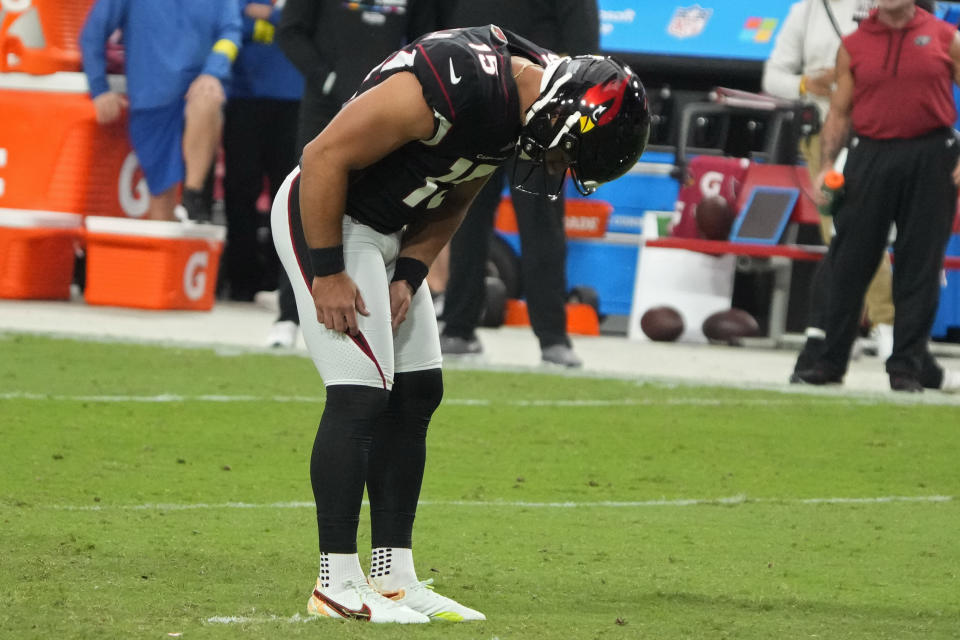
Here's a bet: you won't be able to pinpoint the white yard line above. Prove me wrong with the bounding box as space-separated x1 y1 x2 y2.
0 390 897 407
45 494 953 513
205 613 313 625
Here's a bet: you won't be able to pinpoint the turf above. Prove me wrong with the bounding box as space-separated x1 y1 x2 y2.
1 333 958 639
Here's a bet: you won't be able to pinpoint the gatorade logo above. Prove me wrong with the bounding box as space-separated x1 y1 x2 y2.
699 171 723 197
1 0 33 12
183 252 209 301
118 151 149 218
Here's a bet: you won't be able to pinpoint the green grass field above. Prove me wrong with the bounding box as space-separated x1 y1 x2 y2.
1 332 958 639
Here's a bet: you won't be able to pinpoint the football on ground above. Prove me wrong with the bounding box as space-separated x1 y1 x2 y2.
640 306 685 342
702 308 760 344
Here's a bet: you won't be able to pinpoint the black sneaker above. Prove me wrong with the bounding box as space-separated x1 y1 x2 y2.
890 374 923 393
182 187 211 223
791 367 843 385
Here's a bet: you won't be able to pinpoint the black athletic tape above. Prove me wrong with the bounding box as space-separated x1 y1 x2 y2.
391 257 429 293
309 245 345 277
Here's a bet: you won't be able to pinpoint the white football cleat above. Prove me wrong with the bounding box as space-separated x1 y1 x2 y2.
307 579 429 624
372 578 486 622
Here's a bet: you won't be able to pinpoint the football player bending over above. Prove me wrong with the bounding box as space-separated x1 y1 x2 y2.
271 24 650 623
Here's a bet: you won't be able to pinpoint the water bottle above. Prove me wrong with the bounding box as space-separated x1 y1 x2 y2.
818 148 847 217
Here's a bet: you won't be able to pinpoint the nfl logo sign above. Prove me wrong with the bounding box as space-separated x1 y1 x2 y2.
667 5 713 39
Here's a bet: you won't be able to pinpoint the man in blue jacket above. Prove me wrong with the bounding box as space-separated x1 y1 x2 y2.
222 0 304 301
80 0 242 222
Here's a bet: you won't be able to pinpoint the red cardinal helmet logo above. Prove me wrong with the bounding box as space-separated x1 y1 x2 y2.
582 78 627 127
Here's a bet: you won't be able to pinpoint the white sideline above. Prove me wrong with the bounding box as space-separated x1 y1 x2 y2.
45 494 953 512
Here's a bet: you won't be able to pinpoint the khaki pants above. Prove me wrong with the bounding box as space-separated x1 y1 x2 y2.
799 135 895 326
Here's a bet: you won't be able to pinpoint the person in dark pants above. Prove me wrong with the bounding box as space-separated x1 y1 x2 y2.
435 0 600 367
223 0 303 301
266 0 441 347
792 0 960 392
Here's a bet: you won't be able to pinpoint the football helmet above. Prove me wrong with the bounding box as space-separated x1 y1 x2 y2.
517 55 650 195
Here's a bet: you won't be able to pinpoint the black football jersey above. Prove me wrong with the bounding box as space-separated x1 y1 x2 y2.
343 25 557 233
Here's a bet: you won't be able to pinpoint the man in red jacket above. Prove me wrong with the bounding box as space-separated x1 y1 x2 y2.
793 0 960 392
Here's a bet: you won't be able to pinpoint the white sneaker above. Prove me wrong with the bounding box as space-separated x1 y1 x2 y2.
872 323 894 361
307 579 429 624
373 578 486 622
266 320 298 349
940 369 960 394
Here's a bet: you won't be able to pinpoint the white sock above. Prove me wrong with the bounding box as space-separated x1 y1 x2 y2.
368 547 417 590
317 552 366 593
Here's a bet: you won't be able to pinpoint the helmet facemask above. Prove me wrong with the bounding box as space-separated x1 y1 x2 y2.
514 59 586 197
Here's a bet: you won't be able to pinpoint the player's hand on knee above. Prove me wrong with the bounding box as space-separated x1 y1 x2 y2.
92 92 128 124
389 281 413 330
952 158 960 187
311 273 368 335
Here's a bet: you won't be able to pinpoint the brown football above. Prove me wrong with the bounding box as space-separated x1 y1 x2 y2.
702 308 760 344
695 195 737 240
640 306 685 342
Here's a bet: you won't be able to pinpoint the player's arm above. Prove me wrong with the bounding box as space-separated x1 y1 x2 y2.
299 71 436 335
387 176 492 329
817 44 853 185
399 178 490 267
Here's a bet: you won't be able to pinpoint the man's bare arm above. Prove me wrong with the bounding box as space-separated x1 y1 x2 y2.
819 45 854 171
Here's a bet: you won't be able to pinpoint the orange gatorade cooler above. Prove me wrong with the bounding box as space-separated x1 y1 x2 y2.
0 0 95 75
83 216 225 311
0 72 141 218
0 209 83 299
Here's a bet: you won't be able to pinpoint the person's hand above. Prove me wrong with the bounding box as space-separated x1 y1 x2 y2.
244 3 273 19
812 166 831 206
92 92 128 124
311 272 369 335
389 280 414 331
185 74 225 106
953 156 960 187
804 68 836 97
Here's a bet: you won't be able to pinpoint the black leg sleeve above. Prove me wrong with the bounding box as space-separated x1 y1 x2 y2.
311 385 389 554
367 369 444 549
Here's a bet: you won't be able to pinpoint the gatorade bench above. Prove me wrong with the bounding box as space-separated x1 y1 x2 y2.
639 222 960 345
629 159 827 345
